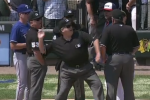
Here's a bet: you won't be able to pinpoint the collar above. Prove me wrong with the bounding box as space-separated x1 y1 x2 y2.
114 21 124 25
61 31 77 43
105 20 112 26
30 27 38 31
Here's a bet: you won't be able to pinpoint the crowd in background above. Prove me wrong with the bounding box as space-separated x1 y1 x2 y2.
0 0 149 30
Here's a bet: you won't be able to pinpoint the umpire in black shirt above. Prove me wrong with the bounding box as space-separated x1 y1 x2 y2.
53 9 86 100
26 11 47 100
38 19 104 100
100 9 139 100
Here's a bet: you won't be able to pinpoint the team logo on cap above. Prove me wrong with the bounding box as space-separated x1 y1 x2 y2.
25 5 28 9
35 13 38 16
68 10 72 13
104 4 110 8
65 19 69 22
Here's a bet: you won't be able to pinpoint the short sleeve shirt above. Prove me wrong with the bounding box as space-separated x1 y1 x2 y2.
26 27 39 55
100 23 139 55
10 21 30 53
46 30 93 65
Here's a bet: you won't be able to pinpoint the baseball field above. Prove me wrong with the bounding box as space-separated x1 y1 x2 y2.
0 74 150 99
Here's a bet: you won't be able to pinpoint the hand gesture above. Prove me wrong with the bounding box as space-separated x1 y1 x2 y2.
126 3 131 12
95 53 101 63
90 18 96 26
38 30 45 39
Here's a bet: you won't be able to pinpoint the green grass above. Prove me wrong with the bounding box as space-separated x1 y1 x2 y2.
0 75 150 99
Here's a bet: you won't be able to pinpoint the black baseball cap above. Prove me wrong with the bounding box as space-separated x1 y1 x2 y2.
121 10 126 17
29 11 43 21
112 9 124 20
57 19 72 31
64 9 74 17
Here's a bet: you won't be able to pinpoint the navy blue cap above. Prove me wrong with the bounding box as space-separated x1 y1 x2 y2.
17 4 32 13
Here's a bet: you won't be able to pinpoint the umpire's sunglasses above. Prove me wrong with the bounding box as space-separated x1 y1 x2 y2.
65 24 72 28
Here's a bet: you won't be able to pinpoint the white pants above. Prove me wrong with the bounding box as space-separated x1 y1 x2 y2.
116 78 124 100
131 6 136 31
105 78 124 100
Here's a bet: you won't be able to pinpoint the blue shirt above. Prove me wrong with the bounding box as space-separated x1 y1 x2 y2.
102 20 112 33
10 21 30 53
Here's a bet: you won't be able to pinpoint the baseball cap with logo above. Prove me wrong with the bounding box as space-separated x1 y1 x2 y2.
29 11 43 21
64 9 74 17
103 2 116 11
57 19 72 31
112 9 124 20
17 4 32 13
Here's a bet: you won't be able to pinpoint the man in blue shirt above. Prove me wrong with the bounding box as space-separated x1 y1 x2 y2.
102 2 116 32
10 4 32 100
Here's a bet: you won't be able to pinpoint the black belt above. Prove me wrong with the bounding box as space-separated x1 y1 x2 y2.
66 61 89 68
15 51 26 54
28 53 34 57
112 52 131 55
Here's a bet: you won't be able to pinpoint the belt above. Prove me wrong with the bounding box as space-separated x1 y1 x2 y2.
28 53 34 57
141 3 147 5
66 61 88 68
15 51 26 54
113 52 131 55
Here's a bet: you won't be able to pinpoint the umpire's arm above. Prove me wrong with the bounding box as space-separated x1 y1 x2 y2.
100 27 110 63
81 31 101 62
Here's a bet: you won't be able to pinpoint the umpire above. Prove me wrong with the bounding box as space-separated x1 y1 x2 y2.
38 18 104 100
100 9 139 100
26 11 47 100
53 9 86 100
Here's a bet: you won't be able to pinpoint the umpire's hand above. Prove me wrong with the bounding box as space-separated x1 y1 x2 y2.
95 53 101 63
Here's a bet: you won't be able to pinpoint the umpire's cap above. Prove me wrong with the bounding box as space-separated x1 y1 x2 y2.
64 9 74 18
57 19 72 31
121 10 126 17
29 11 43 21
112 9 124 20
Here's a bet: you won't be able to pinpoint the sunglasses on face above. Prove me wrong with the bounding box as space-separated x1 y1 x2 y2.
34 18 41 21
65 24 72 28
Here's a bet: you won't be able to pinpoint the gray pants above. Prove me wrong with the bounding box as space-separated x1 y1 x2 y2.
55 62 104 100
57 61 85 100
104 54 135 100
27 57 47 100
141 4 148 29
13 52 29 100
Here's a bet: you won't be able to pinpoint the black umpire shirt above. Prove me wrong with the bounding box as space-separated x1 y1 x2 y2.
100 23 139 56
46 30 94 66
26 27 45 57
